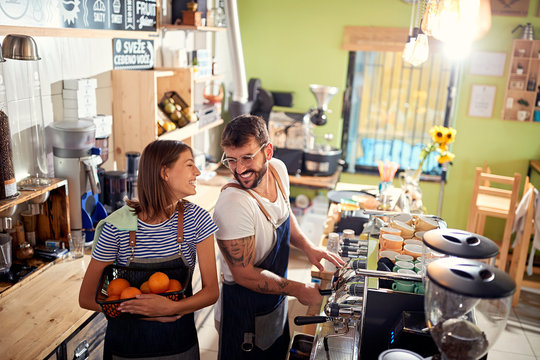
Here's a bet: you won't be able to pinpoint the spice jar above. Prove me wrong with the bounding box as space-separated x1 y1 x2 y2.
16 242 34 260
0 45 17 200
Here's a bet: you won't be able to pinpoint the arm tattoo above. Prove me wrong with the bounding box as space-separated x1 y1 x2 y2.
256 278 290 295
218 236 255 267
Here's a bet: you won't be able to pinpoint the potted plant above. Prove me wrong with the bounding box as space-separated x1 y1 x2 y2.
517 98 530 107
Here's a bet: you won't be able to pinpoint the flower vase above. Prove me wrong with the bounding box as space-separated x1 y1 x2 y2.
399 170 424 214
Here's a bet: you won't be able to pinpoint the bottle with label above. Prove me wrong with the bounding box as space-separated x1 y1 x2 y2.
527 75 537 91
536 86 540 107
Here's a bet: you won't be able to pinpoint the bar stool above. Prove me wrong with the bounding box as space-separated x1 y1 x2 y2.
466 167 521 271
509 178 540 306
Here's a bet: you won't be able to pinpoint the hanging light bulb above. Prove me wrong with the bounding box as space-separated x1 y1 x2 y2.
421 0 439 37
403 0 429 67
409 33 430 67
430 0 491 43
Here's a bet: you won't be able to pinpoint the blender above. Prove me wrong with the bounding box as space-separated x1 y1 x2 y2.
47 120 102 242
425 257 515 360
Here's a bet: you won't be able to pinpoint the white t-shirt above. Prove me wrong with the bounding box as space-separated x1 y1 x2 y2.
213 158 290 283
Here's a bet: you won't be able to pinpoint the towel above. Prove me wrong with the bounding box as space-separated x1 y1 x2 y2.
512 187 540 276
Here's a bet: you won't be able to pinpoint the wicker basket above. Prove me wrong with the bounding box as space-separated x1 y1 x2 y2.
95 264 190 320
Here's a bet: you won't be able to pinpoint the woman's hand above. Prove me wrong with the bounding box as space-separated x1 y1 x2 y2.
118 293 182 318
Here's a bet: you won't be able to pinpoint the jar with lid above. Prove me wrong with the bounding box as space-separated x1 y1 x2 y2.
0 45 17 200
2 35 50 186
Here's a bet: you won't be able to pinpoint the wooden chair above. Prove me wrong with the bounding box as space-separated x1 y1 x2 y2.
466 167 521 271
509 178 539 306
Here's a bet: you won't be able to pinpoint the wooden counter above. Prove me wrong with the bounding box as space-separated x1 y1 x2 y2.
289 168 342 190
0 255 94 360
0 176 227 359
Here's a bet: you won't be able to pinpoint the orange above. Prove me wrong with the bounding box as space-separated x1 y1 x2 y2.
107 278 130 297
105 295 120 301
148 272 170 294
140 281 152 294
120 286 142 300
167 279 183 292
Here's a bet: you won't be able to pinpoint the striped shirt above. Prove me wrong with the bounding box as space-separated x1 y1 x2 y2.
92 202 218 267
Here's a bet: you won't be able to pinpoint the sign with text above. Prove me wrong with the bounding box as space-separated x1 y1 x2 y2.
113 38 154 69
0 0 156 32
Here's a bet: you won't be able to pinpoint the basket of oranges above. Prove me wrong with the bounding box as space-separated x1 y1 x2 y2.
95 264 191 319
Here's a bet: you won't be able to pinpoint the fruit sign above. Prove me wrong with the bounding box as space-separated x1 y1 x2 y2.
113 38 154 70
0 0 157 32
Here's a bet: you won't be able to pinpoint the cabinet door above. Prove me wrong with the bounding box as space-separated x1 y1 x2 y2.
65 313 107 360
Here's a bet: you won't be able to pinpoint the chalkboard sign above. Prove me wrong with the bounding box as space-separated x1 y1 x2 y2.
113 38 154 70
0 0 156 32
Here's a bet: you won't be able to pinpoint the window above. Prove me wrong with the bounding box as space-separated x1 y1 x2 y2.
341 50 455 178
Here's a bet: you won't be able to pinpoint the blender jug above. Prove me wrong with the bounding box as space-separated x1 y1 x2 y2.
2 35 50 185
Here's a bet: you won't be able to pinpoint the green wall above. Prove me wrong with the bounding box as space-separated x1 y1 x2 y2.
237 0 540 239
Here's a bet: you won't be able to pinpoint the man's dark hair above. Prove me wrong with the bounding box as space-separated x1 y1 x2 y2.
221 114 269 148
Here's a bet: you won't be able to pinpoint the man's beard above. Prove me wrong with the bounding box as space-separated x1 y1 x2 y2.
234 161 268 189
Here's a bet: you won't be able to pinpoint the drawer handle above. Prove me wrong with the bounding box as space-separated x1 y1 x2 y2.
74 340 89 360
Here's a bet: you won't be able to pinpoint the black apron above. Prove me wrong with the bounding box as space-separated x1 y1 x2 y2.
103 202 199 359
218 165 292 360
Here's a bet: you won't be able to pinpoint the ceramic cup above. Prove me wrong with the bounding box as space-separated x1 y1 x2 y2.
404 239 423 247
403 244 423 259
393 260 415 272
517 110 530 121
395 254 414 263
392 279 415 293
380 227 401 237
380 233 403 251
378 249 400 263
414 262 425 273
414 282 425 295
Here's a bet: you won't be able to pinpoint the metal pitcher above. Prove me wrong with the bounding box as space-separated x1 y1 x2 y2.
513 23 534 40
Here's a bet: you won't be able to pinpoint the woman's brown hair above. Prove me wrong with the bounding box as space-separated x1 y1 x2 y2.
126 140 192 221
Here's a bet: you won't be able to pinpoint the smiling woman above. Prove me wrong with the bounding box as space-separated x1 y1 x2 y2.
79 139 219 359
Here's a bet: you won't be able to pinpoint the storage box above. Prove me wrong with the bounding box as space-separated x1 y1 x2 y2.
96 264 191 320
182 10 202 26
63 78 98 90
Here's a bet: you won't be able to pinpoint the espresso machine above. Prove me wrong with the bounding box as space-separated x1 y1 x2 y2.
47 120 102 242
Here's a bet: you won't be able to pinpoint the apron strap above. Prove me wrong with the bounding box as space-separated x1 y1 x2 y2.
128 201 186 262
220 164 287 226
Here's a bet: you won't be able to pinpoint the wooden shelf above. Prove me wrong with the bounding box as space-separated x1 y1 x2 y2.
0 25 158 39
161 24 226 32
0 178 67 213
158 118 224 141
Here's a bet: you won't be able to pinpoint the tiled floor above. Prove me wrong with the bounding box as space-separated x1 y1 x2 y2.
193 249 540 359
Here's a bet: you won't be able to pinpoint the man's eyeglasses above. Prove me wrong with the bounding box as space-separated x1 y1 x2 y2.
221 143 268 169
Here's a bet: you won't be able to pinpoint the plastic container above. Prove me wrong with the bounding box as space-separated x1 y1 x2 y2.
96 264 191 319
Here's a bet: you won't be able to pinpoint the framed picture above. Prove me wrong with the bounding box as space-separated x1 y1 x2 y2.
491 0 529 17
469 51 507 77
510 79 525 90
468 85 496 118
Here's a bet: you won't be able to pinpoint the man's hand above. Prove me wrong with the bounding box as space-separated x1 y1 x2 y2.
293 282 323 306
304 245 346 272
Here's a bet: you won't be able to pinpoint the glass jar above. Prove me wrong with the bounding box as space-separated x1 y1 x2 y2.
2 35 50 185
0 47 18 200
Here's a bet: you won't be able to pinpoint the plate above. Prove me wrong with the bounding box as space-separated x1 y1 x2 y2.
326 190 376 204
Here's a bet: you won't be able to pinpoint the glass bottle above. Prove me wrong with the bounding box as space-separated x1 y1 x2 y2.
216 0 226 27
536 86 540 107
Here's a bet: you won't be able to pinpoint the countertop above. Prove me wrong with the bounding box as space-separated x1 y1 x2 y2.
0 255 93 360
0 174 227 360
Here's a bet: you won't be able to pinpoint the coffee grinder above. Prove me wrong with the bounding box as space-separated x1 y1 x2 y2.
47 120 102 242
125 151 140 200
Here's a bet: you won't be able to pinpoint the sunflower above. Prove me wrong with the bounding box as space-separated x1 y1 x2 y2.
441 127 457 144
436 152 455 164
429 126 446 143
